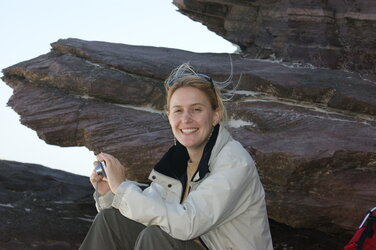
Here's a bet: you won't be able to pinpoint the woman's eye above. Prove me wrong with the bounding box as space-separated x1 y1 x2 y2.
194 108 202 112
174 109 182 113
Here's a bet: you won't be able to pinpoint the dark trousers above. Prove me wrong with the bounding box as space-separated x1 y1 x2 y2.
80 208 204 250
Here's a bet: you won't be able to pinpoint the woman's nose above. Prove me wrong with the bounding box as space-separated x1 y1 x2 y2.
181 111 192 122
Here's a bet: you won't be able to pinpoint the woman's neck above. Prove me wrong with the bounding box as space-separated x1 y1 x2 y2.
187 148 204 164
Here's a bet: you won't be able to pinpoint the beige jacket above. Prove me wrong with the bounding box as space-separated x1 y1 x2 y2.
95 125 273 250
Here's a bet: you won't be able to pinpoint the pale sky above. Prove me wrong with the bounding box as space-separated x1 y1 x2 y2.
0 0 235 176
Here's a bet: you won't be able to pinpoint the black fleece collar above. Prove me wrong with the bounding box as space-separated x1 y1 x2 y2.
153 124 220 182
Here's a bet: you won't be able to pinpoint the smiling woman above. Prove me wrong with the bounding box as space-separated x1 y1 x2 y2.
165 65 224 163
80 63 273 250
168 86 220 161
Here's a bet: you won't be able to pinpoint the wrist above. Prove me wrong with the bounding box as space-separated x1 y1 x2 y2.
112 180 127 194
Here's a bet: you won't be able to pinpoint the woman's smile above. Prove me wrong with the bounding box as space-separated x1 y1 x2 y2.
181 128 198 134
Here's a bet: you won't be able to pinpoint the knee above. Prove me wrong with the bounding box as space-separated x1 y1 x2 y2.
136 226 177 249
137 225 169 244
138 225 163 239
94 208 117 224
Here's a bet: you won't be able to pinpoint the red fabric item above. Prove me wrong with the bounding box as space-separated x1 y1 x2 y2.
344 207 376 250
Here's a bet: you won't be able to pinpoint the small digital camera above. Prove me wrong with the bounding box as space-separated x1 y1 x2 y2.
95 161 107 177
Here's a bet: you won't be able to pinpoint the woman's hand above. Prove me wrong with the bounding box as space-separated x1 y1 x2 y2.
90 162 110 195
96 152 127 194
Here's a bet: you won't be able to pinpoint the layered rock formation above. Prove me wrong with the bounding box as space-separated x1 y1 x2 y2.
0 160 96 249
174 0 376 74
2 38 376 246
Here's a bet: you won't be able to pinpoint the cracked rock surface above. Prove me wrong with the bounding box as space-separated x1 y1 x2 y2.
0 160 95 249
174 0 376 74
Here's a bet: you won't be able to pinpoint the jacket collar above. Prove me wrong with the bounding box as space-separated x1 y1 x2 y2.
153 124 221 182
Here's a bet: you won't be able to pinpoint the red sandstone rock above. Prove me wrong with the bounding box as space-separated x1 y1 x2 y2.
2 39 376 238
174 0 376 74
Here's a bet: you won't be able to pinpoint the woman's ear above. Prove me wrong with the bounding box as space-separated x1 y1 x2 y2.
212 108 221 126
166 111 172 124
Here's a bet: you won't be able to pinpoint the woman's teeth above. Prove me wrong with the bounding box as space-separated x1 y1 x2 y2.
181 128 198 134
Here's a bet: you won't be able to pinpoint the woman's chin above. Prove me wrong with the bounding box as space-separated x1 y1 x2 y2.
177 134 205 150
180 141 195 148
180 141 206 152
179 139 196 148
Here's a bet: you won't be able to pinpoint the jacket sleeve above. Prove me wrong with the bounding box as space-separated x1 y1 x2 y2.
94 181 149 212
112 141 265 240
94 190 115 212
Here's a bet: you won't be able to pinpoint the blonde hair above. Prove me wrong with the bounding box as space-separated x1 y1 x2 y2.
164 63 229 123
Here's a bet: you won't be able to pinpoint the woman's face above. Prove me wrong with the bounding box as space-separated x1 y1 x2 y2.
168 86 220 154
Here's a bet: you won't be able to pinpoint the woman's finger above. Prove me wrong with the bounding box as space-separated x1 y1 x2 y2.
90 171 100 182
96 153 111 166
96 153 104 162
